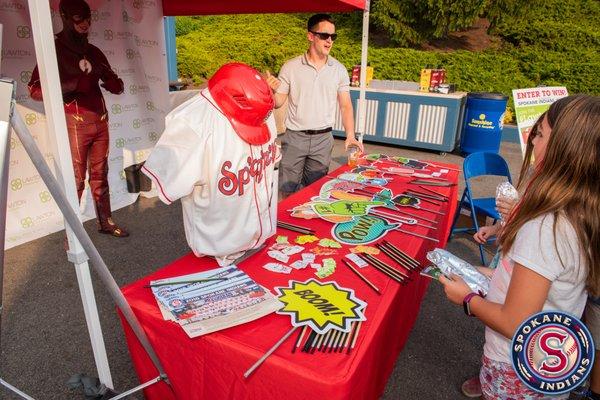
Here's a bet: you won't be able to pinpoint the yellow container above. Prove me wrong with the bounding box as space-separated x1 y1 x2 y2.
419 68 432 92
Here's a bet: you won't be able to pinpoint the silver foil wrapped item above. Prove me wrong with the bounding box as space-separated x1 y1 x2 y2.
495 181 518 225
426 248 490 295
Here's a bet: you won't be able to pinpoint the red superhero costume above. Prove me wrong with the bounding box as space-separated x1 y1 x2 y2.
28 0 128 237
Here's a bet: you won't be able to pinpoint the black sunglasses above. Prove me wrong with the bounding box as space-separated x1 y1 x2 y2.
310 31 338 41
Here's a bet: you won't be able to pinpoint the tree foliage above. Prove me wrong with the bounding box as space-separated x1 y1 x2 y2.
174 0 600 119
370 0 531 46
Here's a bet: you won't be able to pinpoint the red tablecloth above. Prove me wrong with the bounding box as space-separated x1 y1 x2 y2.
120 163 458 400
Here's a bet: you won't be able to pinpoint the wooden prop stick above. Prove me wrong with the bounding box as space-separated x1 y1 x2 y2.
384 207 438 224
347 321 362 355
312 333 325 354
244 326 298 378
395 226 440 242
411 205 445 216
410 179 456 187
341 259 381 294
308 330 320 354
394 198 445 216
418 185 449 199
292 325 308 353
329 330 342 353
358 254 406 284
382 240 421 269
375 244 414 273
377 244 419 272
380 242 420 270
363 254 410 281
333 330 346 352
277 221 315 235
319 330 332 352
277 220 315 231
342 325 354 351
345 322 358 355
405 190 447 202
325 330 338 353
425 162 461 172
302 330 317 353
402 193 442 206
144 278 226 288
370 210 437 230
378 239 420 267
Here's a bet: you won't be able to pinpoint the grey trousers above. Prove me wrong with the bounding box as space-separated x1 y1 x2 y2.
278 129 334 194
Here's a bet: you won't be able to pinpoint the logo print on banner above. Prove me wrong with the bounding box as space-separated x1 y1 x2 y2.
132 119 141 129
16 25 31 38
148 131 158 142
511 311 594 395
104 29 114 40
24 113 37 125
10 179 23 191
146 101 155 111
21 217 33 229
333 215 398 245
115 138 125 148
2 2 26 12
111 104 122 114
20 70 32 84
39 191 52 203
129 84 137 94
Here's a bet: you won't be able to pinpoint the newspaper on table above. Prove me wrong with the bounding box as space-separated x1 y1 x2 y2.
151 265 282 338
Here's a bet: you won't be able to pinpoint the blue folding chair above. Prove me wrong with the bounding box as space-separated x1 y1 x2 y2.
449 152 512 265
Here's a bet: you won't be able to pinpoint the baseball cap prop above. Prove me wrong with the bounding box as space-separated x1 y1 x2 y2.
142 63 279 265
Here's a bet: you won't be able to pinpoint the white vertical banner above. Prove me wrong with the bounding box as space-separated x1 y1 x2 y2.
512 86 568 157
0 0 167 248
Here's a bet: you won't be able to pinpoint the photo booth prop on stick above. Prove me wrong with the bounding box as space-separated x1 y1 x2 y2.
244 279 367 378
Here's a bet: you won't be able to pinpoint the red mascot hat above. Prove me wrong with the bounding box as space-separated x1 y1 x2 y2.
208 63 274 146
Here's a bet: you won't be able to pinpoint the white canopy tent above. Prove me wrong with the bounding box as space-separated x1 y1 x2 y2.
4 0 372 397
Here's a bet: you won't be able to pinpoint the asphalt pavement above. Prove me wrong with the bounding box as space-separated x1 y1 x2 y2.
1 138 525 399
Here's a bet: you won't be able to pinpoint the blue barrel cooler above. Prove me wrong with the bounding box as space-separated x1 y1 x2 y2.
459 92 508 155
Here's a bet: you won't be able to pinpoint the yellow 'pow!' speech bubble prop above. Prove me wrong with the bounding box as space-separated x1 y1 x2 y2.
274 279 367 334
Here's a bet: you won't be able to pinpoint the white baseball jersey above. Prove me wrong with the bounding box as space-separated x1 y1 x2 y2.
142 89 279 265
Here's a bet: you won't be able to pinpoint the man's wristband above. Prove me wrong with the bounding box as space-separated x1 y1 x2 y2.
462 292 482 317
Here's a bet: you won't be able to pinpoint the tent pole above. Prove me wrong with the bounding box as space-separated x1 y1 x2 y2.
0 79 15 381
10 108 170 385
0 79 37 400
26 0 114 387
357 0 371 141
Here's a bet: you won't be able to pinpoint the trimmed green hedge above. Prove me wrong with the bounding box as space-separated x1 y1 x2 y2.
175 2 600 118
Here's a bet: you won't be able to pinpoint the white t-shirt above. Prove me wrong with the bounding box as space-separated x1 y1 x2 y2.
142 89 279 265
483 213 588 364
276 54 350 131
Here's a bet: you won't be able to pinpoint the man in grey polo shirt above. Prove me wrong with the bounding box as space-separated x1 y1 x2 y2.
267 13 364 198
